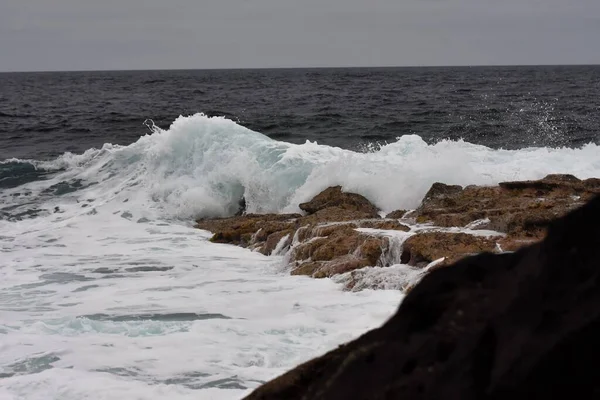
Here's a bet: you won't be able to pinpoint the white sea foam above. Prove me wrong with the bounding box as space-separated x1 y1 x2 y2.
2 113 599 399
0 210 401 399
4 113 600 221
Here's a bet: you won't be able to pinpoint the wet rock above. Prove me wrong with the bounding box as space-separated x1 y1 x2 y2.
415 174 600 239
299 186 379 217
423 182 463 201
385 209 408 219
301 219 409 238
291 225 390 278
300 207 378 225
400 232 499 267
196 187 394 278
499 173 586 191
357 219 410 231
287 220 395 279
245 195 600 400
290 261 322 277
195 213 300 247
260 229 294 256
292 256 371 279
196 180 598 292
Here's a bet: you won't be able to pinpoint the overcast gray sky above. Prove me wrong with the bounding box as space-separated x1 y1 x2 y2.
1 0 599 71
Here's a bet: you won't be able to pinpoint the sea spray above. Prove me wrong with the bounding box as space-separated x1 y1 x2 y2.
2 114 600 225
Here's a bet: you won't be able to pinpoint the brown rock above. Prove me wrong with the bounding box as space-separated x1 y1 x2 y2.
292 227 375 263
401 232 499 267
357 219 410 231
195 188 388 263
306 219 409 238
497 236 542 252
260 229 294 256
415 174 600 237
312 256 370 279
359 236 389 265
245 195 600 400
308 223 356 238
423 182 464 201
385 209 408 219
299 186 379 217
300 207 378 225
195 213 300 247
292 257 372 280
290 225 390 278
290 262 321 276
499 173 582 191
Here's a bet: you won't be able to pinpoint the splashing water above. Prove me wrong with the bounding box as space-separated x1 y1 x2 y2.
2 114 600 399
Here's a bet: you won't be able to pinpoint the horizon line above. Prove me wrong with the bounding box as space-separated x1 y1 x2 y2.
1 63 599 74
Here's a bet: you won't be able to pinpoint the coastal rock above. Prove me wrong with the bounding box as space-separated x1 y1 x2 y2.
299 186 379 217
245 195 600 400
385 209 408 219
300 207 379 225
358 219 410 231
496 236 541 252
291 256 370 279
400 232 499 267
415 174 600 239
290 225 389 278
195 213 300 247
197 178 596 292
196 187 397 278
260 229 294 256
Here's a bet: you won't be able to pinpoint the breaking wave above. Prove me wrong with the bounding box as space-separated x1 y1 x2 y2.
2 113 600 222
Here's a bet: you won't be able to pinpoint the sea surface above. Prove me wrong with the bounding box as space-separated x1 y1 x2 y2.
1 66 600 399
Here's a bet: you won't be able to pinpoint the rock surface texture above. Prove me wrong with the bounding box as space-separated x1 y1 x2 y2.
196 188 410 281
244 194 600 399
196 175 599 290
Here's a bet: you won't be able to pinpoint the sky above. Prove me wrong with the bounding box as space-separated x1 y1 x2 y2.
1 0 599 71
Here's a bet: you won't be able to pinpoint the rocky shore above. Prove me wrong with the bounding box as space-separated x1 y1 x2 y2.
196 174 600 291
244 190 600 399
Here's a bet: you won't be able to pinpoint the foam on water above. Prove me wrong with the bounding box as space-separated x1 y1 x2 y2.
2 113 600 399
3 113 600 222
0 211 401 399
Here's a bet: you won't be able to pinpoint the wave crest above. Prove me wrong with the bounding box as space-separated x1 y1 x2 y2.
3 113 600 221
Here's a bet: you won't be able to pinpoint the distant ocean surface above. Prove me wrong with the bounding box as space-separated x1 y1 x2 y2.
2 66 600 160
1 66 600 399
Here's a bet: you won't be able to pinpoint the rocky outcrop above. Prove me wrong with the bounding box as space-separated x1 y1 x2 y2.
196 213 301 248
392 174 600 270
245 194 600 400
196 175 596 291
400 232 499 268
196 187 410 279
415 174 600 238
386 209 409 219
290 225 391 278
299 186 379 217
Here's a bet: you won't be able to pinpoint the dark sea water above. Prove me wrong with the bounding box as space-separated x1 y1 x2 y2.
1 65 599 160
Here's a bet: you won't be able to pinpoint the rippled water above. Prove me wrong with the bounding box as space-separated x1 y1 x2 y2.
1 66 599 160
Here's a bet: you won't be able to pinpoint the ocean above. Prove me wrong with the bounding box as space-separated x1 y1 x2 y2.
1 66 600 399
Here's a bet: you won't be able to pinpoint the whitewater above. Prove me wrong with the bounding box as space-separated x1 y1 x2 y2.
2 113 600 399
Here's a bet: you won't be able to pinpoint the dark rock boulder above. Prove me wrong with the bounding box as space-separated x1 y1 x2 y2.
245 195 600 400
